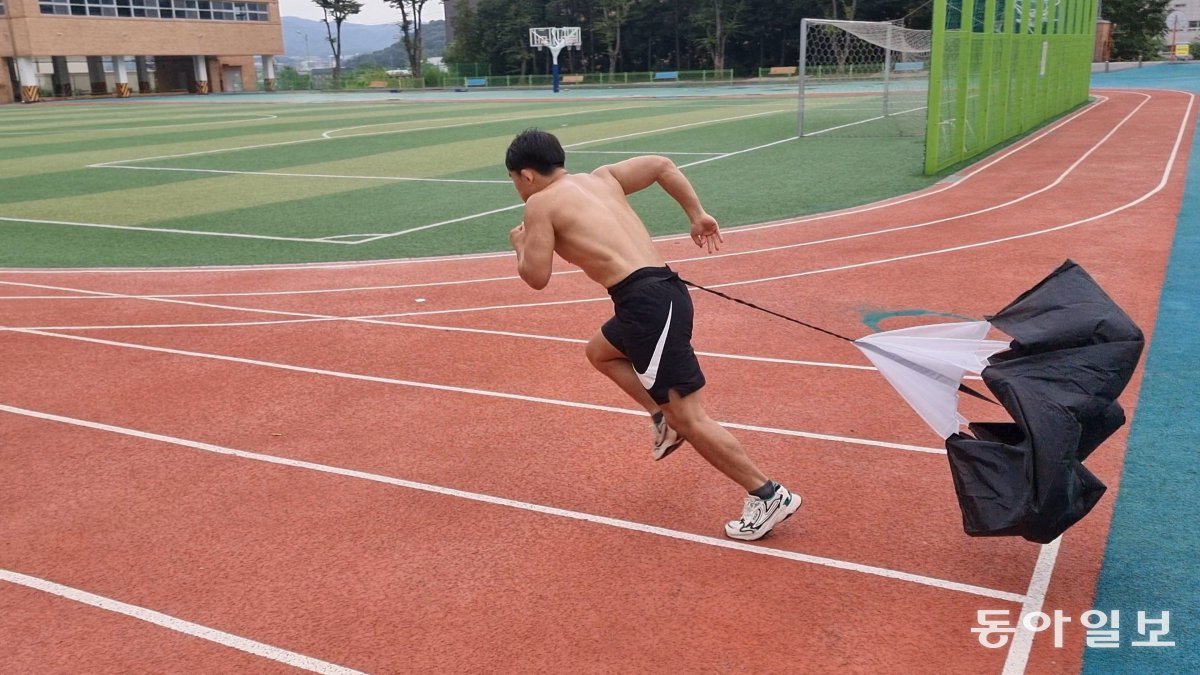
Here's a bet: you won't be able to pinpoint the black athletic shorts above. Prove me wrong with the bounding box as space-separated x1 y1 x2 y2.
601 266 706 405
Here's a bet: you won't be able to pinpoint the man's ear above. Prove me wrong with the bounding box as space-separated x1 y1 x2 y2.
520 168 538 184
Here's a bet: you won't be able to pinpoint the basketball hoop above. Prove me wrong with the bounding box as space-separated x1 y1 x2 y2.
529 27 581 93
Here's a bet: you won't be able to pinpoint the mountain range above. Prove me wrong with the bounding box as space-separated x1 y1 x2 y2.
283 16 405 59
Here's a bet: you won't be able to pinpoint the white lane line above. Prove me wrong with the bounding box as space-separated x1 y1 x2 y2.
0 216 350 245
0 277 891 374
0 569 363 675
1001 540 1062 674
3 326 943 454
0 404 1021 603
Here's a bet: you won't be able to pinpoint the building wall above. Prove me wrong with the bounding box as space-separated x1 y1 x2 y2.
2 0 282 57
3 0 282 56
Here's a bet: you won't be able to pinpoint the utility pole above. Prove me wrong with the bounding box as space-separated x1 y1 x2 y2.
296 30 313 88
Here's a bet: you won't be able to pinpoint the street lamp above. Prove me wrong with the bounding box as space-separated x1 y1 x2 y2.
295 30 313 89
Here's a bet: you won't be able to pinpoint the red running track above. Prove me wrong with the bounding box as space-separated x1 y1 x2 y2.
0 88 1193 673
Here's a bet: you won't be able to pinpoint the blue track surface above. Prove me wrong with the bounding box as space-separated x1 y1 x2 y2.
1083 63 1199 674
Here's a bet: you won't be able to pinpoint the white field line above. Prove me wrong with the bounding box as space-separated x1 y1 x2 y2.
571 150 724 156
0 93 1127 274
804 106 928 137
58 104 777 246
0 97 1129 302
700 92 1191 290
97 166 512 185
697 94 1114 238
0 216 350 245
0 569 363 674
0 114 279 136
344 110 798 245
0 403 1022 603
561 108 790 148
3 326 943 455
88 103 647 168
1002 540 1062 674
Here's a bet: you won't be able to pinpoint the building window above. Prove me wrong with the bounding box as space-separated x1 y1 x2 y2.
0 1 6 15
39 0 268 20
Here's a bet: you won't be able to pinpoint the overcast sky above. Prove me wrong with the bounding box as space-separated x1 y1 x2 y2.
278 0 446 25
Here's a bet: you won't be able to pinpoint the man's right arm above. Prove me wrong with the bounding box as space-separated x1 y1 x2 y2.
595 156 721 252
594 155 704 222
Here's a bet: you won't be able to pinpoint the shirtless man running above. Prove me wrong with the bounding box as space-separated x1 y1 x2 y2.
505 129 800 541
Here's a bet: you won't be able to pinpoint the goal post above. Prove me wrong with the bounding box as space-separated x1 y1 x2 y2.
798 19 932 138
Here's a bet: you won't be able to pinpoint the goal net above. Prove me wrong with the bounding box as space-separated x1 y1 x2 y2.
798 19 932 138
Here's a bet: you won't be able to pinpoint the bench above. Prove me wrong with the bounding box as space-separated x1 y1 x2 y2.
464 77 488 87
368 80 388 88
893 61 926 72
653 71 679 81
560 74 585 84
767 66 798 76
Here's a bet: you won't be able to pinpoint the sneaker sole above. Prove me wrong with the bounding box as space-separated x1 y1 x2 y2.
725 492 803 541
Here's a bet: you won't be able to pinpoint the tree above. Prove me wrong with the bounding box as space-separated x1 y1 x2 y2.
313 0 363 86
693 0 745 71
595 0 633 75
1103 0 1171 60
390 0 431 79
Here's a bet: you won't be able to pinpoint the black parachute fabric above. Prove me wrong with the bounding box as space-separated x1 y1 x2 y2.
945 260 1145 543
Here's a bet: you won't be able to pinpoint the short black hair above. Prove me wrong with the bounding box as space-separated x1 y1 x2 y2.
505 129 566 175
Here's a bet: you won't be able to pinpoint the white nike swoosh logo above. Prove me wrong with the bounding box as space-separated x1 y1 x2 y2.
636 302 673 389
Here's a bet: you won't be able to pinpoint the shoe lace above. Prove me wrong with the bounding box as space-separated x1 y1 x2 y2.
739 495 766 526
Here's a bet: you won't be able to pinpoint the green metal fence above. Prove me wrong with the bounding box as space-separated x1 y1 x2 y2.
924 0 1096 173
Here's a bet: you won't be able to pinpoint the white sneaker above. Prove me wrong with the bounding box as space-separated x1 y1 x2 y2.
724 484 802 541
652 415 685 460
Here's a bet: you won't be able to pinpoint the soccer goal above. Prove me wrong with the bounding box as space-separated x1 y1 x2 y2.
798 19 932 138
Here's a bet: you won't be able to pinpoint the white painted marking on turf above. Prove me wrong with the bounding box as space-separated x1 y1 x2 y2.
805 106 928 137
562 108 789 148
0 114 279 136
0 569 363 674
702 92 1191 291
87 104 646 169
0 93 1127 274
677 135 798 169
99 166 512 185
571 150 724 156
0 216 351 245
0 404 1020 603
1002 539 1062 675
4 326 943 454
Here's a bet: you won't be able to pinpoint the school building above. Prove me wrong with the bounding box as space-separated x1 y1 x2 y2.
0 0 284 103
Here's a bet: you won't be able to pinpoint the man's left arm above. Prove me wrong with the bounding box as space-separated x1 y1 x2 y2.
510 200 554 290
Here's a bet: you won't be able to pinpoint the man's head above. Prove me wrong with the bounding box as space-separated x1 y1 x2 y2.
506 129 566 201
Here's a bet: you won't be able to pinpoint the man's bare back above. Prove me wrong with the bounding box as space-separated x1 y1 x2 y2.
508 155 722 290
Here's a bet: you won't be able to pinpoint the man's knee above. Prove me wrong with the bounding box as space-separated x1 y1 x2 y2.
661 391 709 436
